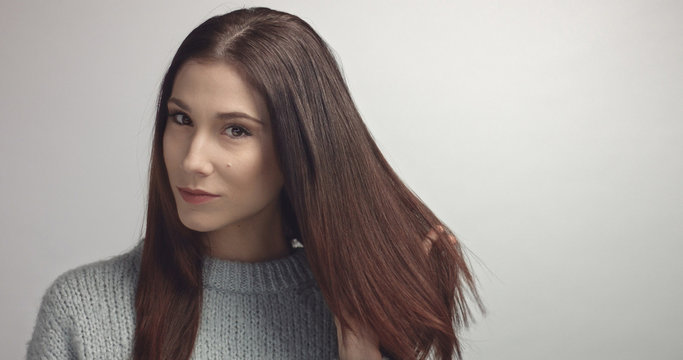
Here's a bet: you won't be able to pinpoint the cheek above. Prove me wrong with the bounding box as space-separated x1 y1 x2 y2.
265 153 284 187
162 132 181 171
259 148 285 192
262 140 284 186
162 142 172 177
228 147 283 191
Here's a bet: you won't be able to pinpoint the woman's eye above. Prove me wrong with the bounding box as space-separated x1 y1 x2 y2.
224 125 252 139
169 112 191 125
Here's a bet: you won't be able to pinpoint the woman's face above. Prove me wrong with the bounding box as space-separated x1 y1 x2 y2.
163 60 284 236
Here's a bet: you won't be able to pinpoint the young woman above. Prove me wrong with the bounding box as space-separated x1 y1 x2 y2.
27 7 483 360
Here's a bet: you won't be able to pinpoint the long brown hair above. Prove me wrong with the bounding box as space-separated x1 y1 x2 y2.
134 7 483 360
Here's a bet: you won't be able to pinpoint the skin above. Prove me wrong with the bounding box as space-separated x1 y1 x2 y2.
162 60 385 358
335 316 382 359
163 60 289 263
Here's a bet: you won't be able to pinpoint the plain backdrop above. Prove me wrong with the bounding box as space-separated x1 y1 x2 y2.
2 0 682 359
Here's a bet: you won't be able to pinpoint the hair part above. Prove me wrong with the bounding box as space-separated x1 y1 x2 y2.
135 7 483 360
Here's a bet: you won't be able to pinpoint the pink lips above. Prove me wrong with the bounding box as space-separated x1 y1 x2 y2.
178 187 220 204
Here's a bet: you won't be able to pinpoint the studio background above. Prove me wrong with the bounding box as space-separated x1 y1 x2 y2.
1 1 681 359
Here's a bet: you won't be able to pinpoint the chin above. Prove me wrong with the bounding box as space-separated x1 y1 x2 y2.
177 213 220 233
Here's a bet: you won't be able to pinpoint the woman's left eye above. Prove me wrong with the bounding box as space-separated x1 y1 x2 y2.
224 125 252 139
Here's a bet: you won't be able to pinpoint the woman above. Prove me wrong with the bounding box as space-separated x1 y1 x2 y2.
27 7 482 360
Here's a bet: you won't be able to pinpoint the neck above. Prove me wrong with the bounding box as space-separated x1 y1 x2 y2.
204 203 292 263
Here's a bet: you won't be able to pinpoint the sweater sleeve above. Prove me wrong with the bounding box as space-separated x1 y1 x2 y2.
26 276 79 360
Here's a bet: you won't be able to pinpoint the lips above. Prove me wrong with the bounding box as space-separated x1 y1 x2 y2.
177 187 219 204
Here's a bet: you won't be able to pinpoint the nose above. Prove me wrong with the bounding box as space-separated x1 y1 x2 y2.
181 133 214 176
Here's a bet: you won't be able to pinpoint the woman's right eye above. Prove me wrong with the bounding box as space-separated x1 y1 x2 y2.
168 112 191 125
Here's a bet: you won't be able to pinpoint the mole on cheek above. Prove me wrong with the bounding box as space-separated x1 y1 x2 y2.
226 162 232 168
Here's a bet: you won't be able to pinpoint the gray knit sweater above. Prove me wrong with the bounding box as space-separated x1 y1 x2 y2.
26 242 340 359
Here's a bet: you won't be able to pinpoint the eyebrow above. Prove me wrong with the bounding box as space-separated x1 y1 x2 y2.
168 97 264 125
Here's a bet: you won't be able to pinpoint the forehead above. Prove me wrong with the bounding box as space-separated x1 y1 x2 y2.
170 60 269 122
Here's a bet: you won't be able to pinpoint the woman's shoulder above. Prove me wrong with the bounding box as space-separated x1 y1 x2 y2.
41 242 142 307
27 242 142 358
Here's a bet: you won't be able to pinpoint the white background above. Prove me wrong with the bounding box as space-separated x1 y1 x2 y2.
2 1 682 359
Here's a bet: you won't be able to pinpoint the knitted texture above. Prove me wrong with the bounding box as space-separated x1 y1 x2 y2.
26 242 339 359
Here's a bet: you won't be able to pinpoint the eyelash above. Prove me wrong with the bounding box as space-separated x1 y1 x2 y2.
167 111 253 139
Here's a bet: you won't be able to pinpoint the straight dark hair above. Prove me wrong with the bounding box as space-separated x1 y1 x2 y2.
135 7 483 360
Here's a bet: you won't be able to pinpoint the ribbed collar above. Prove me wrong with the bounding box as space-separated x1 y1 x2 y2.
131 241 313 294
202 248 314 294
